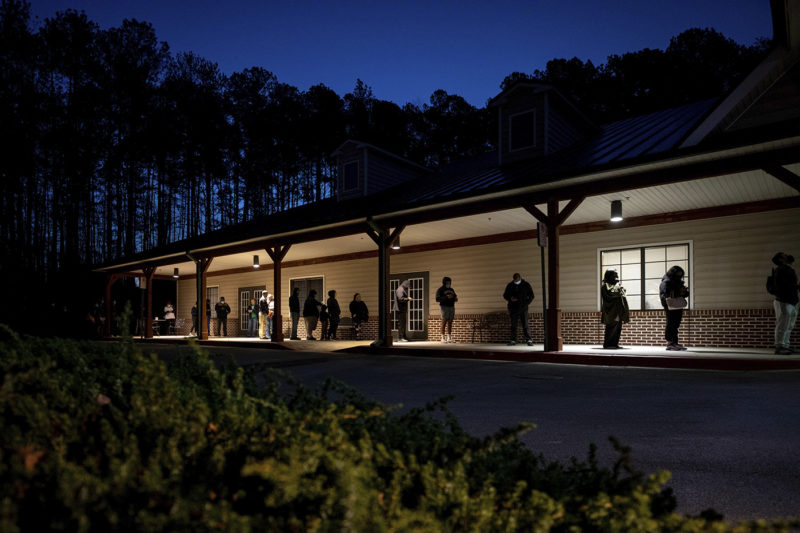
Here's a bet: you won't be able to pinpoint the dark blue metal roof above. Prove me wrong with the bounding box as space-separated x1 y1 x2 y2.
403 98 718 204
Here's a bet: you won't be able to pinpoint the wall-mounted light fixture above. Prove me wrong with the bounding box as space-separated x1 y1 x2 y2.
253 255 260 268
610 200 623 222
391 237 401 250
173 268 179 278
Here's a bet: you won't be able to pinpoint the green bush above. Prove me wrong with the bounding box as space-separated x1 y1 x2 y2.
0 324 796 532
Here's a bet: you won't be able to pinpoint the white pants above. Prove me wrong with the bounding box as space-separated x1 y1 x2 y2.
774 300 798 348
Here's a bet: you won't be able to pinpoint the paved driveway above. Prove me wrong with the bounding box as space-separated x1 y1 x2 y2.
146 343 800 521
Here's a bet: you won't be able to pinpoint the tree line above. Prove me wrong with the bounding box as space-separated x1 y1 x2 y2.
0 0 767 332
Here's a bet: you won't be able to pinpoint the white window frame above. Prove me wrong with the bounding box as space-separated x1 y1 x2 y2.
206 285 220 318
596 240 694 311
509 109 536 152
289 275 326 304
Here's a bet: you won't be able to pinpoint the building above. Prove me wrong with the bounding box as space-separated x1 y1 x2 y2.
97 0 800 350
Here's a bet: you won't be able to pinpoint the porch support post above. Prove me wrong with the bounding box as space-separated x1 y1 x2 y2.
545 200 562 352
193 257 213 340
523 196 584 352
266 245 291 342
366 221 405 347
143 266 156 339
104 273 120 337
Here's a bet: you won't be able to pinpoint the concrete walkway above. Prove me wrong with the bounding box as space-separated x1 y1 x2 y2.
135 335 800 371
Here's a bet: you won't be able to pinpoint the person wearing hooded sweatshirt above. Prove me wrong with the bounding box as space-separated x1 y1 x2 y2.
349 293 369 339
327 290 341 340
503 273 534 346
435 276 458 343
214 297 231 336
771 252 799 355
289 287 301 340
393 280 413 341
659 266 689 350
303 289 322 340
600 269 630 349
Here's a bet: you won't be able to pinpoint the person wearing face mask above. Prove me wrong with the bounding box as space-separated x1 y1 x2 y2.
600 269 630 349
659 266 689 350
502 273 534 346
435 276 458 343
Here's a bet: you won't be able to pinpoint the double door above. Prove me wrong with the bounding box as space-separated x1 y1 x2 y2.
390 271 428 340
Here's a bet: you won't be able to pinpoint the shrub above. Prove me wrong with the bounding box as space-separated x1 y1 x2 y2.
0 324 796 532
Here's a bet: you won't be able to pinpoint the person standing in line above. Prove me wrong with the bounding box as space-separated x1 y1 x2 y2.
258 290 269 339
289 287 301 340
349 293 369 340
600 270 630 349
303 289 322 340
659 266 689 351
265 293 275 340
319 303 330 340
435 276 458 343
393 279 413 341
214 296 231 336
163 301 175 335
503 273 534 346
246 297 258 337
327 290 341 340
771 252 799 355
206 299 212 335
190 301 198 336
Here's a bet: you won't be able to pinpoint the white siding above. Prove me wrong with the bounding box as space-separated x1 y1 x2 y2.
177 208 800 319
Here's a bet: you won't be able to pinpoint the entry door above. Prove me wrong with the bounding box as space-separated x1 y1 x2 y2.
390 271 428 340
238 285 265 331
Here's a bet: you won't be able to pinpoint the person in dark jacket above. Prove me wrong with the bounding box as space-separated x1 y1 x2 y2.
302 289 322 340
289 287 301 340
659 266 689 351
327 290 341 340
319 303 330 340
393 280 413 341
214 297 231 336
206 299 212 335
502 273 534 346
246 298 258 337
190 302 198 336
600 269 630 349
771 252 799 355
349 293 369 340
435 276 458 343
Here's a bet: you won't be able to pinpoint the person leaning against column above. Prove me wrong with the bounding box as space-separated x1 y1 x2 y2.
771 252 799 355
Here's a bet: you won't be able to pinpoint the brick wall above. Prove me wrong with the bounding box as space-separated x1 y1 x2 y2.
176 309 799 349
427 309 800 348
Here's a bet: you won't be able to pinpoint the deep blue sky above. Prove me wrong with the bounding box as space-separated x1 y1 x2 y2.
29 1 772 108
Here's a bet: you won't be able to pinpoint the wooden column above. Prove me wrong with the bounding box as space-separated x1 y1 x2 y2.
143 266 156 339
104 273 120 337
266 245 291 342
545 200 562 351
194 257 213 340
524 197 584 352
366 221 404 347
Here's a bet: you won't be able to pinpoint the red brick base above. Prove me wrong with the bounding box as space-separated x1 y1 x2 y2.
175 309 798 349
428 309 799 349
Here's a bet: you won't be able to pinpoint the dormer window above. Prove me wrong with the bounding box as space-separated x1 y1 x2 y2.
343 161 359 191
509 109 536 151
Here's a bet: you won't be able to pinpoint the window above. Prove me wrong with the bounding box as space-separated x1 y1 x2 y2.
290 276 324 304
509 110 535 151
343 161 359 191
390 271 429 340
600 243 691 310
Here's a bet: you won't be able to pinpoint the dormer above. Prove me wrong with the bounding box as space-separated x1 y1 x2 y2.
489 82 597 166
332 140 430 201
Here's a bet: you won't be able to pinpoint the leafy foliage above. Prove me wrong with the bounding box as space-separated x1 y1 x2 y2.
1 326 796 531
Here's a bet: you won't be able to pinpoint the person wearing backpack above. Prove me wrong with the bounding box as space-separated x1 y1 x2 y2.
771 252 799 355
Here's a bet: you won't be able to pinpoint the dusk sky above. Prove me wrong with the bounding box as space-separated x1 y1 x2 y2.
29 1 772 108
